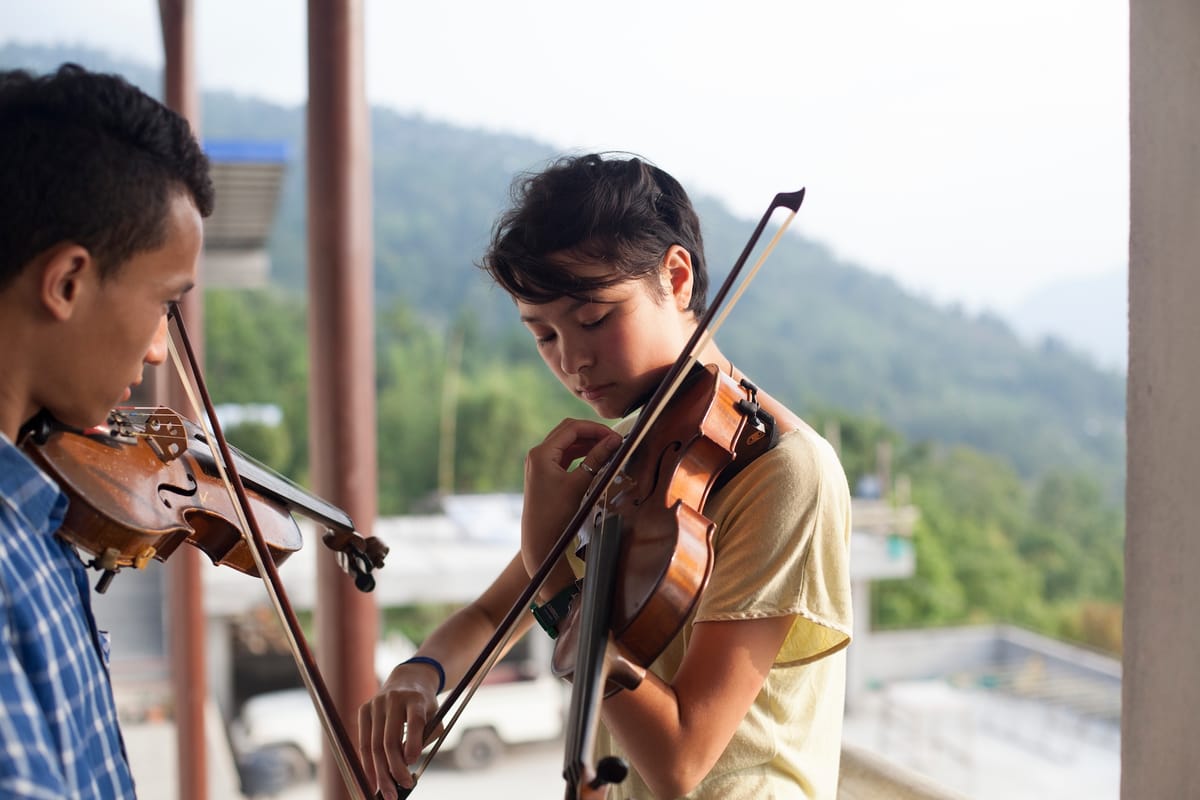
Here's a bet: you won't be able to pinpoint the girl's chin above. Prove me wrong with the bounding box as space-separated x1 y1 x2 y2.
594 402 634 421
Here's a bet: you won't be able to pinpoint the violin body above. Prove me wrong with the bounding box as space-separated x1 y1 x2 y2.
23 407 303 581
552 363 753 686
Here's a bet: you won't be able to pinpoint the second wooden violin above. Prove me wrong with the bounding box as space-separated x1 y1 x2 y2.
21 405 388 594
550 361 786 690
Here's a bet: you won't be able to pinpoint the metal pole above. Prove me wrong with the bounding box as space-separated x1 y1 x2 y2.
306 2 380 798
158 1 208 798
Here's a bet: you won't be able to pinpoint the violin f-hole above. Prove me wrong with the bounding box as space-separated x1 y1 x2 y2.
157 472 199 509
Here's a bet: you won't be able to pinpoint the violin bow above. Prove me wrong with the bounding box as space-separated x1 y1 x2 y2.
165 304 381 800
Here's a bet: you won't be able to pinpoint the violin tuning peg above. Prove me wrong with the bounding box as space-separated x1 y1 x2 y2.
364 536 389 568
590 756 629 788
95 570 118 594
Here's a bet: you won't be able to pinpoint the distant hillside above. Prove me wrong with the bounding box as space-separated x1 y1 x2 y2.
1007 269 1127 373
1 45 1127 493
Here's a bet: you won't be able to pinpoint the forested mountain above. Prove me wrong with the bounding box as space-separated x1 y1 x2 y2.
1 43 1125 494
4 45 1128 651
238 88 1127 495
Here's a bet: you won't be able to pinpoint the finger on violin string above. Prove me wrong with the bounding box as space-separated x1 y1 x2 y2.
536 418 620 469
577 430 623 476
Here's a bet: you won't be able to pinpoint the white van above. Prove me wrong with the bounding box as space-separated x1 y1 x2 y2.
230 634 566 785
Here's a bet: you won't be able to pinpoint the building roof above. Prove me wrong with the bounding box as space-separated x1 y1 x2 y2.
201 138 289 287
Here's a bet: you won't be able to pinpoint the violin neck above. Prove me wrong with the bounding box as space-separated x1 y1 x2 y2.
189 436 355 533
563 513 627 797
130 405 355 533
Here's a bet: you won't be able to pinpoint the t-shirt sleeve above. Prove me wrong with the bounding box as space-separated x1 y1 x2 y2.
695 426 854 665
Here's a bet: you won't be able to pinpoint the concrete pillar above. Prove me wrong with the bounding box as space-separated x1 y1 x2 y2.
1124 1 1200 796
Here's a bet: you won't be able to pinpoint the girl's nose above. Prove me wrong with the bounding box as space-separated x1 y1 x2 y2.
559 337 593 375
144 316 170 365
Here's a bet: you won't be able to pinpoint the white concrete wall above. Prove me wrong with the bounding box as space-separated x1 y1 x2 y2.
1125 1 1200 796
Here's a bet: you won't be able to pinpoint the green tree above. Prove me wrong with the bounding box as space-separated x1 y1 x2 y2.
374 303 450 513
882 446 1047 629
453 361 592 494
203 288 311 482
226 421 293 473
874 513 967 628
1023 471 1124 603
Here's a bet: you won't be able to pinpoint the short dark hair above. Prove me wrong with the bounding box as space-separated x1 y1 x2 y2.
482 152 709 315
0 63 214 289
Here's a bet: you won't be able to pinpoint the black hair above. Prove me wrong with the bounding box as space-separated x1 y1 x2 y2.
482 152 709 315
0 63 214 289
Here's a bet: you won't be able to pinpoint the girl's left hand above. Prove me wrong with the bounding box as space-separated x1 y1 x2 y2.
520 418 622 590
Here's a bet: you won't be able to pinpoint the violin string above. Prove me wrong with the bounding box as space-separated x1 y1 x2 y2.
165 333 371 800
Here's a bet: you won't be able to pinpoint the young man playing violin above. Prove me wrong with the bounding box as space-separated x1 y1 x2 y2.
359 153 853 799
0 64 213 798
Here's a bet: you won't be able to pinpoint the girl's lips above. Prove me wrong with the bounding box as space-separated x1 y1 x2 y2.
579 384 612 402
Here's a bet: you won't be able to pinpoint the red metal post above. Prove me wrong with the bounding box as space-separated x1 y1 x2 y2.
158 1 208 798
306 2 381 798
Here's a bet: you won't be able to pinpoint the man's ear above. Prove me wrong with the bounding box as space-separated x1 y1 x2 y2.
36 243 93 321
662 244 695 312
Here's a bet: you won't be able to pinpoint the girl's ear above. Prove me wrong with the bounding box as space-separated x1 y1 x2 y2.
662 245 695 312
37 244 92 321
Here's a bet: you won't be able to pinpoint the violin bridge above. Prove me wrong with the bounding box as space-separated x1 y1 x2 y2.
141 410 189 463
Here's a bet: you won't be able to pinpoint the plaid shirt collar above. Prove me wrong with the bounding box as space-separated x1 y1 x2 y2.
0 432 68 539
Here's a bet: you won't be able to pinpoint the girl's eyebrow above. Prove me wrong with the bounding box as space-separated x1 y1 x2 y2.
519 299 587 324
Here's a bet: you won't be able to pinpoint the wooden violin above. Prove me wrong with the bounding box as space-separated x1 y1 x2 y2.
21 405 387 594
550 361 782 689
18 305 395 800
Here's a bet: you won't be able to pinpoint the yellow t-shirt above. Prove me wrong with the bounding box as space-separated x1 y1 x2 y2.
592 422 854 799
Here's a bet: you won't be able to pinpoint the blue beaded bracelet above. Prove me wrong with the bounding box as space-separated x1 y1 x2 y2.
403 655 445 694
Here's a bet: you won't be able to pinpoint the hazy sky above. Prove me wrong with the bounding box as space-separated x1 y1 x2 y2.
1 0 1129 314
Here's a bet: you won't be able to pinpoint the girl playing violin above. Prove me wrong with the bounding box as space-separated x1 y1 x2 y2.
359 153 853 799
0 64 212 798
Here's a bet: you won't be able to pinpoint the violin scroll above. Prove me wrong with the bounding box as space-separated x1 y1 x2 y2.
324 528 389 592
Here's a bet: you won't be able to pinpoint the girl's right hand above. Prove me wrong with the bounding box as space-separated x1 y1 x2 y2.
520 418 622 585
358 660 445 799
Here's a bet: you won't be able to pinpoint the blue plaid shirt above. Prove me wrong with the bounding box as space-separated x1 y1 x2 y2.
0 434 136 798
